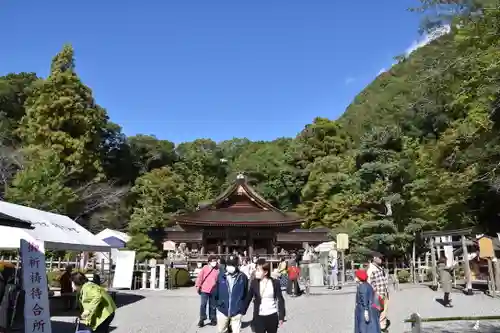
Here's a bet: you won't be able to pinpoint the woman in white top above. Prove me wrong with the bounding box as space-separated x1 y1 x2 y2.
244 261 285 333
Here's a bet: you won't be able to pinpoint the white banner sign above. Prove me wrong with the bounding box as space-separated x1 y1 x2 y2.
21 239 52 333
112 250 136 289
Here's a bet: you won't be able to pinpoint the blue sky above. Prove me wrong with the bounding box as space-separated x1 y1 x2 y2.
1 0 424 143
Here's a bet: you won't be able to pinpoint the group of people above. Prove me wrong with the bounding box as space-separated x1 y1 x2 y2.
354 253 391 333
195 255 286 333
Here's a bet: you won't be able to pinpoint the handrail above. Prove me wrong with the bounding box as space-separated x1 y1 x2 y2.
405 313 500 333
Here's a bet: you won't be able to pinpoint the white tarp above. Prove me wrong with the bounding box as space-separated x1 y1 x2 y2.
0 201 111 252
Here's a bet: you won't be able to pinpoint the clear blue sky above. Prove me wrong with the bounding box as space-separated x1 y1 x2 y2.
1 0 423 143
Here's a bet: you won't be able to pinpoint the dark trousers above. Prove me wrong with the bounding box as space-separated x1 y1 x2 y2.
254 313 279 333
199 292 216 321
78 313 114 333
443 292 450 305
94 313 115 333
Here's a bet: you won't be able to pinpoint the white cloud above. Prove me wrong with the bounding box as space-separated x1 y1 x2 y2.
345 77 355 85
405 25 451 56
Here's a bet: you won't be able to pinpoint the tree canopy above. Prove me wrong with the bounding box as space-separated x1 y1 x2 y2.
2 2 500 259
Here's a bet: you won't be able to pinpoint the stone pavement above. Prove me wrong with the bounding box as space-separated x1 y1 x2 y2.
50 284 500 333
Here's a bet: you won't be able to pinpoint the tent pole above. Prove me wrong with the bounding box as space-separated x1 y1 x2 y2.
108 250 113 289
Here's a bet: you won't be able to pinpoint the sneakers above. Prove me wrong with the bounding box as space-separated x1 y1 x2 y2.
198 320 205 328
209 320 217 326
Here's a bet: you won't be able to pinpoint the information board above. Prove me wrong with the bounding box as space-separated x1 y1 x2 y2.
20 239 52 333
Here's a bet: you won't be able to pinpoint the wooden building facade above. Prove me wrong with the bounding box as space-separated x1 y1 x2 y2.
164 174 329 257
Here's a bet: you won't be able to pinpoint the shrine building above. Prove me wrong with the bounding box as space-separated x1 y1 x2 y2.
164 174 329 257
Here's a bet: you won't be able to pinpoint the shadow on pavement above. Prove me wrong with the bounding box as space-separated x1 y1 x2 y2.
51 320 116 333
50 292 145 317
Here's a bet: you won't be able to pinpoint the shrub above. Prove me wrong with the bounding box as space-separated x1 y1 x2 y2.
397 269 411 283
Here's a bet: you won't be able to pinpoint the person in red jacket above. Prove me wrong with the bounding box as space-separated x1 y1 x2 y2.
195 255 219 327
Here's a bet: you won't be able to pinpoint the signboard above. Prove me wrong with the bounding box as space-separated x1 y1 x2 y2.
336 233 349 250
479 237 495 259
112 250 136 289
20 239 52 333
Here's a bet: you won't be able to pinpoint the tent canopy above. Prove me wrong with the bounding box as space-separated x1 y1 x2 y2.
102 236 126 248
315 241 336 252
0 201 111 252
95 228 130 243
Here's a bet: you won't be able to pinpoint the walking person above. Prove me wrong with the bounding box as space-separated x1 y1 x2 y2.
277 257 288 291
354 269 381 333
71 272 116 333
367 252 390 332
437 256 454 307
213 255 249 333
195 255 219 327
328 251 339 290
244 261 285 333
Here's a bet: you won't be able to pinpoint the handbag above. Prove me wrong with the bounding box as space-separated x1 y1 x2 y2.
74 318 91 333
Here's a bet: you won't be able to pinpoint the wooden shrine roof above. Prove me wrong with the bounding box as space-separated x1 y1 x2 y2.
174 174 303 227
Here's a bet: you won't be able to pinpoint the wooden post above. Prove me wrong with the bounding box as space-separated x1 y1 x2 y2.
429 238 438 289
494 258 500 296
340 250 345 286
410 313 422 333
487 258 495 295
461 235 473 295
412 235 416 283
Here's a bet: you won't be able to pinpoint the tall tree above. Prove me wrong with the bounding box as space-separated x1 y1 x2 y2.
18 44 107 181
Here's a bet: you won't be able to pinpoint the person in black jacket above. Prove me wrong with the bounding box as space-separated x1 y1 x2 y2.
244 261 285 333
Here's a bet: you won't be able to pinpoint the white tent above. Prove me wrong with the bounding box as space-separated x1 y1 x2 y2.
0 201 111 252
95 228 130 244
315 241 336 252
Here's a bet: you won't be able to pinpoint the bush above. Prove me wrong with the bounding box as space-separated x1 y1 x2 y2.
397 269 411 283
168 268 191 287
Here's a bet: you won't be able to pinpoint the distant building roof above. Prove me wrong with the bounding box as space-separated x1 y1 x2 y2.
174 174 303 227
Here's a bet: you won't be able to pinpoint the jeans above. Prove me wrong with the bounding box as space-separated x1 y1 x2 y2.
200 292 216 321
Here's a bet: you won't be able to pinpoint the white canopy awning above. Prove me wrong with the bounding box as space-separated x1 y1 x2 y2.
315 241 336 252
0 201 111 252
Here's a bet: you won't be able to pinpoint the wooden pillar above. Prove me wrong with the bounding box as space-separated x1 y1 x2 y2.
494 258 500 295
487 258 495 295
429 237 438 289
412 234 416 283
461 235 473 295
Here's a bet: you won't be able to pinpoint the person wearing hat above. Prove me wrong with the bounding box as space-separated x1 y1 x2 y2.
366 252 390 332
213 255 249 333
354 269 381 333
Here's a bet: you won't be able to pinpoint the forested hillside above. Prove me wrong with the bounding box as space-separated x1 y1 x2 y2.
1 1 499 260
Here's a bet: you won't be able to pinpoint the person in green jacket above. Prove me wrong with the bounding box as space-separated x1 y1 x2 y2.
71 272 116 333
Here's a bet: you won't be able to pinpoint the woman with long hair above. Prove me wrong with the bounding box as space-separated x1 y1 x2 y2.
244 261 285 333
71 272 116 333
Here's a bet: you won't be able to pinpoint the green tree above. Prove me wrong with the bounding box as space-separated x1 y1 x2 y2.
127 167 188 260
5 147 77 214
18 44 107 181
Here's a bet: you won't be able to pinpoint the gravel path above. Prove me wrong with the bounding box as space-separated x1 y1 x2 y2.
50 284 500 333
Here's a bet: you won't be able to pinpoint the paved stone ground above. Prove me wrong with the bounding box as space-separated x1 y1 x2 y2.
50 284 500 333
